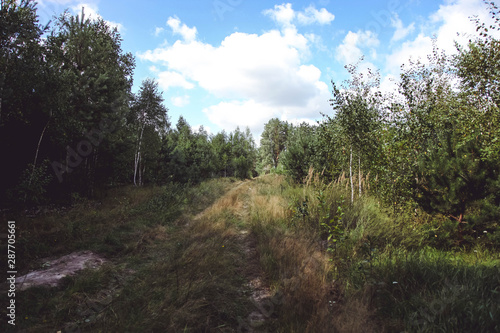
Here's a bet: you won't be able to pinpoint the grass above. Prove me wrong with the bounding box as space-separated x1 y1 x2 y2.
1 173 499 332
1 177 254 332
246 174 500 332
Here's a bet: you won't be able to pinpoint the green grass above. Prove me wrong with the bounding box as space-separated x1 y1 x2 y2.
246 174 500 332
1 177 253 333
1 174 499 332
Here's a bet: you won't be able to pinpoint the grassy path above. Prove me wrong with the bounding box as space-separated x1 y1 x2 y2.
3 178 294 332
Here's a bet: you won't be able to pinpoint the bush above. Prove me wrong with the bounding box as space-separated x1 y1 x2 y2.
11 160 52 206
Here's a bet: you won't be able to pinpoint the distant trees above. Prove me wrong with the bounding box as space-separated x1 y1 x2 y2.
258 118 289 171
280 122 322 182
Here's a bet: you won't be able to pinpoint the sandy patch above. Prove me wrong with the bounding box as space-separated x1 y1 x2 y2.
16 250 107 291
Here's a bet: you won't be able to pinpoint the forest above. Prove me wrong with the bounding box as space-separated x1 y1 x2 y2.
1 0 499 332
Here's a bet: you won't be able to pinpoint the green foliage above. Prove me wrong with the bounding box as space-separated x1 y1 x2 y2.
280 122 324 182
130 78 169 185
162 119 256 184
258 118 289 171
319 192 345 246
12 160 52 206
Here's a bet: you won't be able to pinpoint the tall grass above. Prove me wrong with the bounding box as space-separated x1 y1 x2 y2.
249 173 500 332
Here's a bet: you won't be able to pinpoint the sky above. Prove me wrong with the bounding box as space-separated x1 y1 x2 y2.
35 0 500 141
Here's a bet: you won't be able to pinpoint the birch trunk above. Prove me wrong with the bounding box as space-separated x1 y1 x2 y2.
28 121 49 186
350 145 354 204
134 123 146 186
358 155 362 197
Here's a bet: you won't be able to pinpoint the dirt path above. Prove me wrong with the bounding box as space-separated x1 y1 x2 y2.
10 179 278 332
191 179 275 331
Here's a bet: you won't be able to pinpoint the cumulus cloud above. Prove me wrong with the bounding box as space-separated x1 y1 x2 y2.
139 15 330 133
71 3 124 32
157 71 195 90
390 14 415 42
263 3 335 27
297 6 335 25
385 0 500 74
166 16 197 42
263 3 296 27
203 100 278 134
385 33 433 74
171 95 190 107
336 30 380 65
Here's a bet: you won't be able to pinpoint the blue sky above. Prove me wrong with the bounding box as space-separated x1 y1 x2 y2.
36 0 499 140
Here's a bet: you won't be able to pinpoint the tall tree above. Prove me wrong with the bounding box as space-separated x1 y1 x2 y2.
0 0 51 204
46 7 135 195
281 122 320 182
211 131 231 177
329 62 382 202
131 78 169 186
258 118 289 171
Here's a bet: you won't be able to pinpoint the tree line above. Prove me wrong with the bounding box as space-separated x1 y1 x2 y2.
0 0 256 206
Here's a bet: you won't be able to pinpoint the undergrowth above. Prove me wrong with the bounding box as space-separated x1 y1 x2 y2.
249 173 500 332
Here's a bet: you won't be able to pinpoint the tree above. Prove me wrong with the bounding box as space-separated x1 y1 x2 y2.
0 0 50 204
131 79 169 186
258 118 289 170
46 7 135 195
328 62 382 202
211 131 231 177
454 1 500 162
230 127 256 179
281 122 320 182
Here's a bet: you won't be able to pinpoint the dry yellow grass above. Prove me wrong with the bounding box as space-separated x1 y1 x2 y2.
251 194 288 222
199 181 247 221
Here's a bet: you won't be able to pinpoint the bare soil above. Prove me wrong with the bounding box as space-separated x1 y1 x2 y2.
15 250 107 291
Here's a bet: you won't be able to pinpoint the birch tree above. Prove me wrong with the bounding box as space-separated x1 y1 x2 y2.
131 79 169 186
329 62 382 203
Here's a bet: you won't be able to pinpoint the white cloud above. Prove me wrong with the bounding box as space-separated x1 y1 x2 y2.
390 14 415 42
385 0 500 75
139 16 330 133
157 71 195 90
203 100 279 135
385 33 433 74
336 30 380 65
171 95 190 107
154 27 165 37
297 6 335 25
71 3 125 32
263 3 335 27
166 16 197 42
263 3 296 27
